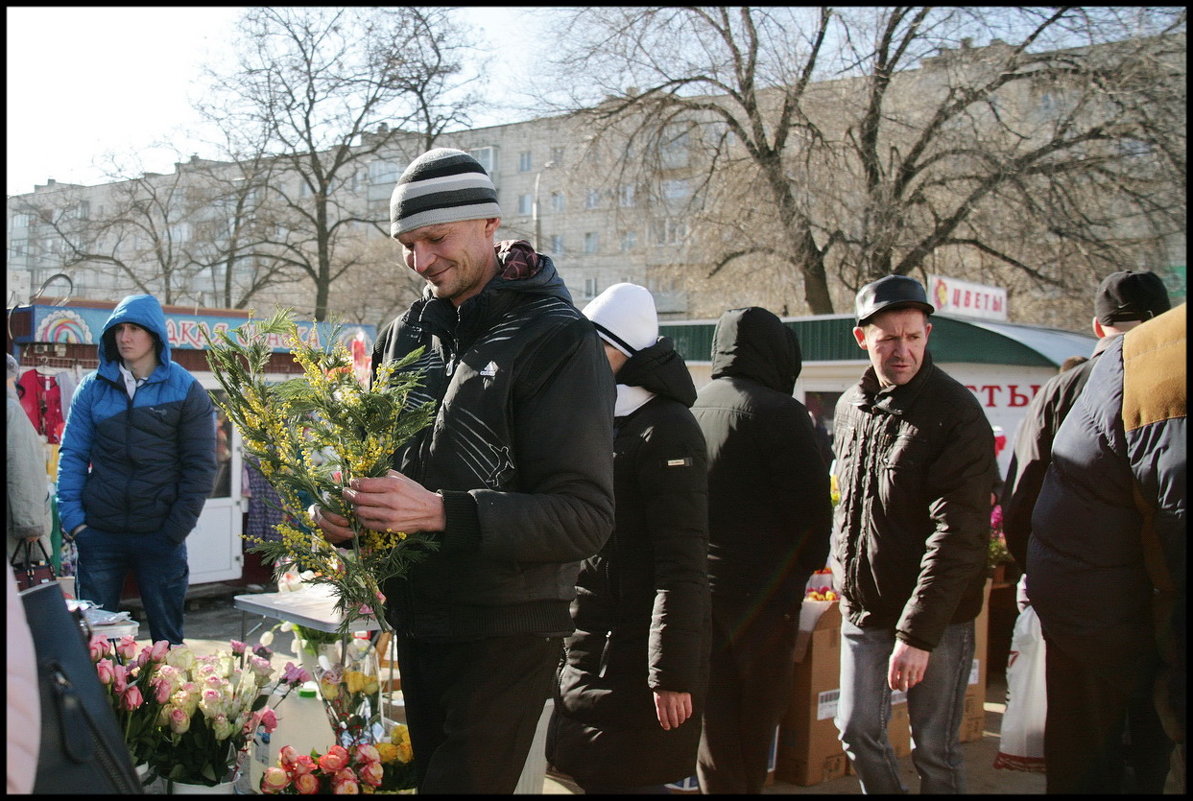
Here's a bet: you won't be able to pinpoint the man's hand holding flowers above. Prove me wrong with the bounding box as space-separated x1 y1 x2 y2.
312 469 446 544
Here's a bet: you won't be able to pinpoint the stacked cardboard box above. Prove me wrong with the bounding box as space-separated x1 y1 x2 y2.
959 578 993 743
775 601 847 786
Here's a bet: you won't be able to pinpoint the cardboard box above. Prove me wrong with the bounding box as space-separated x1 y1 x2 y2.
776 601 847 786
960 578 993 743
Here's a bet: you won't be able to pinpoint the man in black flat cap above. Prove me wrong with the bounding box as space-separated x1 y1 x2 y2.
1002 269 1172 570
830 275 998 793
1000 269 1172 793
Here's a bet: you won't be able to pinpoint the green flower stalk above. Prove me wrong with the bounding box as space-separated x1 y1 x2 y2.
203 308 438 636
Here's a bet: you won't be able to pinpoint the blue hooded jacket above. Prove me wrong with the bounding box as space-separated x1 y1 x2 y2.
56 294 217 543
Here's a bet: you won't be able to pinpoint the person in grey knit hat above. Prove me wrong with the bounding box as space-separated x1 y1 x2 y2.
311 147 616 793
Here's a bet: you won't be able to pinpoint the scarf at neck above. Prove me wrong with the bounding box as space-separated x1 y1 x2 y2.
615 383 655 417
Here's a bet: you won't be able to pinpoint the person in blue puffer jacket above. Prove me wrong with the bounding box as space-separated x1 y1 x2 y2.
56 293 216 644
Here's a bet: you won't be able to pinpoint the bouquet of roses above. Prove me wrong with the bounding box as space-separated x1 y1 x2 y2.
89 635 174 768
261 722 417 794
148 642 280 787
203 308 439 638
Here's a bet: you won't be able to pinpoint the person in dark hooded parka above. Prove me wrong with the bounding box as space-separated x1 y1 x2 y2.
691 306 833 794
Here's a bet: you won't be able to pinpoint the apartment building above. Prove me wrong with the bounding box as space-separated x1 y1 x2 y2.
7 34 1184 326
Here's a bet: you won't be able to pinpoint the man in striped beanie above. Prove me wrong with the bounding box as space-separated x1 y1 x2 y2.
386 147 505 305
310 147 616 793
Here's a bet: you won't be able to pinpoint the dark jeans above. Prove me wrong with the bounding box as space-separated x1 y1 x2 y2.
697 599 796 794
1043 634 1173 794
74 527 189 645
395 632 560 794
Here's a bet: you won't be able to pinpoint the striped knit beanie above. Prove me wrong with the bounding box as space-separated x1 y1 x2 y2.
390 148 501 238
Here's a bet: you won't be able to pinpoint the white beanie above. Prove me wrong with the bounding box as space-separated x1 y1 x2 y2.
583 283 659 356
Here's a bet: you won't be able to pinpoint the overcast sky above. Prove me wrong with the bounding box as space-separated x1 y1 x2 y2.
5 6 540 197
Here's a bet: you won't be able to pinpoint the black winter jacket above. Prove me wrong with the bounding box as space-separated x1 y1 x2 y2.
549 336 710 786
691 307 833 617
831 352 996 651
1030 305 1186 661
373 246 616 641
1000 336 1114 569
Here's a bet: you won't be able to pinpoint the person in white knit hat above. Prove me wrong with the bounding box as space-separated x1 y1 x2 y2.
311 147 616 794
547 283 711 793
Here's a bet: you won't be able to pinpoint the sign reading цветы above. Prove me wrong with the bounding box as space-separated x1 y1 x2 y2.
927 275 1008 321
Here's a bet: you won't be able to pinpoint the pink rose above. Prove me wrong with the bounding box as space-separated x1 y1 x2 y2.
258 708 278 733
121 685 144 711
332 768 359 794
89 636 111 662
96 658 115 686
151 677 172 705
112 663 128 697
260 766 290 794
353 744 380 764
357 760 384 787
169 706 191 735
115 635 137 661
291 754 317 777
318 745 350 773
279 744 300 767
293 772 321 794
150 640 171 661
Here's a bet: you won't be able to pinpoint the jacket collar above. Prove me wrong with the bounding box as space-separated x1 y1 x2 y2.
854 351 936 416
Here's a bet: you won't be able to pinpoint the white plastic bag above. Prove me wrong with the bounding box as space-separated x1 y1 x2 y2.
993 602 1047 772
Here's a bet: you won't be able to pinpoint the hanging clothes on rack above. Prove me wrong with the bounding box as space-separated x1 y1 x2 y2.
54 367 78 411
17 366 66 443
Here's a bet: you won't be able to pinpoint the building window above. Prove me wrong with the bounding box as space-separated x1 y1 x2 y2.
551 146 565 165
620 230 638 252
585 189 601 210
169 223 192 242
662 179 690 201
519 151 533 172
470 146 497 177
549 234 564 255
660 128 690 169
619 185 635 207
651 219 688 246
76 201 90 220
550 191 565 212
11 213 29 228
369 161 398 184
584 232 600 253
518 193 533 216
584 277 599 298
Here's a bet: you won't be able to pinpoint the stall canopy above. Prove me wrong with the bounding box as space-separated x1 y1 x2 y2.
661 314 1096 368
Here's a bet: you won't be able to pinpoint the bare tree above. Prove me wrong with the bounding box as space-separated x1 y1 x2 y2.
537 7 1186 319
196 6 481 321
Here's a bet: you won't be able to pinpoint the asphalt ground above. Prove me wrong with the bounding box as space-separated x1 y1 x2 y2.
119 581 1178 795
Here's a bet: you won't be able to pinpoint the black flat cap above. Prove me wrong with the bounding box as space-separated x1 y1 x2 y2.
855 275 935 325
1094 270 1170 326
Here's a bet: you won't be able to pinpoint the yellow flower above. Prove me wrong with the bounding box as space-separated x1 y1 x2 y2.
376 742 400 764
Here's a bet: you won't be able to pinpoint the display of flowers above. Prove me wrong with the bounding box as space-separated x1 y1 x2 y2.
203 308 439 637
147 643 284 787
988 504 1013 571
89 635 174 767
261 723 417 794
